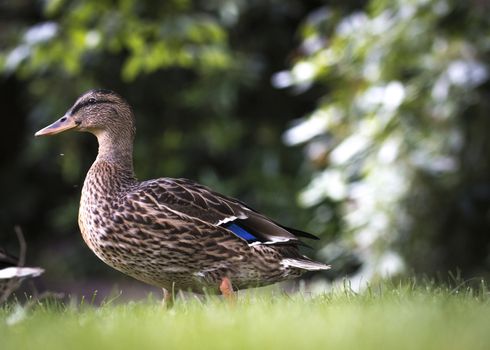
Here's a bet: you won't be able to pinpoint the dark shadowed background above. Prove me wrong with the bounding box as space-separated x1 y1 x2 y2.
1 0 489 300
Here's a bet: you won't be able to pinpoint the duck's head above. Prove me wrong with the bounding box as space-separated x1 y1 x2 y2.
35 89 135 139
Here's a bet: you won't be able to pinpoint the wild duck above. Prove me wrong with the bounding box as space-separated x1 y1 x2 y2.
0 248 44 303
35 89 330 303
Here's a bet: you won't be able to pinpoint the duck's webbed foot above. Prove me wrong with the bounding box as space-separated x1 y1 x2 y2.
219 277 236 303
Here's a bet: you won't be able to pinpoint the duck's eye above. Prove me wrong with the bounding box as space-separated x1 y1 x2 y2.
88 98 96 104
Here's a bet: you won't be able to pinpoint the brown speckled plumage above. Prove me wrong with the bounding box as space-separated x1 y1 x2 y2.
36 89 330 297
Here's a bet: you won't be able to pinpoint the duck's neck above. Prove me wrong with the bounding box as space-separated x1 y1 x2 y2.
94 129 135 174
87 129 137 189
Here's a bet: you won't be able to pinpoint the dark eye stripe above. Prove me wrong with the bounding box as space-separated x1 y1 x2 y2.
71 99 114 115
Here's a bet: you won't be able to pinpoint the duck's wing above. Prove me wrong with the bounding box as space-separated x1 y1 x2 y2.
135 178 319 246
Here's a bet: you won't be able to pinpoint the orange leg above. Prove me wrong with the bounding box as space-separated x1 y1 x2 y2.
161 288 174 308
219 277 236 303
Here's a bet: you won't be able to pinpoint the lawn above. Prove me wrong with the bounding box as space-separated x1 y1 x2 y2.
1 281 489 350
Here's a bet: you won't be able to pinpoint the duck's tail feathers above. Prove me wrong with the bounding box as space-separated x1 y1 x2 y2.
280 257 331 271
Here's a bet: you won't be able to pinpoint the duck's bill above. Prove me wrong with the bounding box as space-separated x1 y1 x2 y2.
35 115 78 136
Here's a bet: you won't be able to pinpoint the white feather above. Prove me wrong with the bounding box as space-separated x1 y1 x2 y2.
280 258 331 271
248 237 293 247
216 216 238 226
263 237 292 244
0 267 44 279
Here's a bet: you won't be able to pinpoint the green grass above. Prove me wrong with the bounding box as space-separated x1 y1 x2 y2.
1 281 490 350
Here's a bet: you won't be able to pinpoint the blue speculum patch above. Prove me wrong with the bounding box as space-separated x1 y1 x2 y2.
224 223 258 242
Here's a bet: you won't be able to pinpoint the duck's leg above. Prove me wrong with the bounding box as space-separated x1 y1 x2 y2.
161 288 174 308
219 277 236 302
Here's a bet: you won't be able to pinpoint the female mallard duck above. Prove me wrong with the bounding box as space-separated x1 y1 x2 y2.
35 89 330 302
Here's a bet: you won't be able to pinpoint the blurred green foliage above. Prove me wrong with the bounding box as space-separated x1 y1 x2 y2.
279 0 490 284
0 0 489 292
